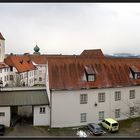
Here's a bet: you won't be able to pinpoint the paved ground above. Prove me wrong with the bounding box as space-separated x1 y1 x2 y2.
5 123 48 136
3 117 140 137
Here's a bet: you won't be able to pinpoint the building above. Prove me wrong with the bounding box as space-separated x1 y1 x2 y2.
0 32 140 128
4 55 36 87
0 87 49 127
46 50 140 127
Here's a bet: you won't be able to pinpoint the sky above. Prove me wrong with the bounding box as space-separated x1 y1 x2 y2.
1 3 140 55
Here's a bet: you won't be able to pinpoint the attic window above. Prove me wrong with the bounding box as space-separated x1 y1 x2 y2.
129 66 140 79
27 60 30 63
84 66 95 82
20 60 23 64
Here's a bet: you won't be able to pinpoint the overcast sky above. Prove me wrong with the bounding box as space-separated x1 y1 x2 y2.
1 3 140 55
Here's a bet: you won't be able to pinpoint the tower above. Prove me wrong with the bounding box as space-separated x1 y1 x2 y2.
33 43 40 55
0 32 5 62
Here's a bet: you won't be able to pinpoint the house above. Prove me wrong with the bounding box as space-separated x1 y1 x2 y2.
0 32 140 128
0 87 49 127
4 55 36 87
46 50 140 128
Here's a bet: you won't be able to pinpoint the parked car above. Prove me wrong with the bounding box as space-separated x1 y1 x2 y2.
87 123 104 135
0 124 5 136
101 118 119 132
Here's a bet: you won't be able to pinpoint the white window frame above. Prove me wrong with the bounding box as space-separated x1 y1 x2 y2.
80 94 88 104
39 77 42 82
129 90 135 99
130 107 134 116
80 113 87 122
115 109 120 118
40 107 46 114
0 112 5 116
115 91 121 101
88 75 95 82
98 93 105 102
99 111 104 121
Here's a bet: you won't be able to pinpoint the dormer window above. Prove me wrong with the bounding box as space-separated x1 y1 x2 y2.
129 66 140 79
20 60 23 64
84 65 95 82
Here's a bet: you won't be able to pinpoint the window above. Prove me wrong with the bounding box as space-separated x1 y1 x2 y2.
0 112 5 116
130 107 134 116
80 113 87 122
6 75 8 81
129 90 135 99
129 66 140 79
106 121 111 126
88 75 95 81
24 73 27 78
115 109 120 118
0 69 2 73
40 107 45 114
115 91 121 101
4 68 6 72
20 74 23 80
10 66 13 72
39 70 42 75
80 94 88 104
30 72 31 77
84 66 95 82
35 70 37 75
39 77 42 82
98 93 105 102
4 76 6 82
99 111 104 121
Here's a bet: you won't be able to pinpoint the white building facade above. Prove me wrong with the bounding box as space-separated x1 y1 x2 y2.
0 107 10 127
50 86 140 128
33 105 50 126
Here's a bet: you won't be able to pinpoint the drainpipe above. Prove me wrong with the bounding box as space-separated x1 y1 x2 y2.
50 89 52 128
27 71 28 86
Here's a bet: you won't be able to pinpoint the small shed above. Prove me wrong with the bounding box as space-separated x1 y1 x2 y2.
0 90 49 126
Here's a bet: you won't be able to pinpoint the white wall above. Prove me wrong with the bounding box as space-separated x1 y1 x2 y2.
0 39 5 62
0 67 16 87
33 105 50 126
46 62 50 101
0 107 10 127
34 64 46 85
51 86 140 128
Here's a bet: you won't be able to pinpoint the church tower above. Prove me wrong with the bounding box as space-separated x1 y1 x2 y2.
33 43 40 55
0 32 5 62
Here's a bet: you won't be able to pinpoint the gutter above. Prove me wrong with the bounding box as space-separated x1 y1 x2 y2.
50 89 52 128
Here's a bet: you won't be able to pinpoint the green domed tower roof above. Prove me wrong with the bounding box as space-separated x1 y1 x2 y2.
34 44 40 52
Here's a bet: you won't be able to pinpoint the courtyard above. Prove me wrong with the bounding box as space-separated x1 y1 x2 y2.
3 117 140 137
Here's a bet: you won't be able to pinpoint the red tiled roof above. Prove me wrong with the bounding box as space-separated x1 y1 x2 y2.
80 49 104 58
4 55 36 73
48 57 140 90
130 65 140 73
0 32 5 40
0 62 8 69
29 55 47 64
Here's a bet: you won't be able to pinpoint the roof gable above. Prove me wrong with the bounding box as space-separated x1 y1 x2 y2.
80 49 104 58
0 32 5 40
